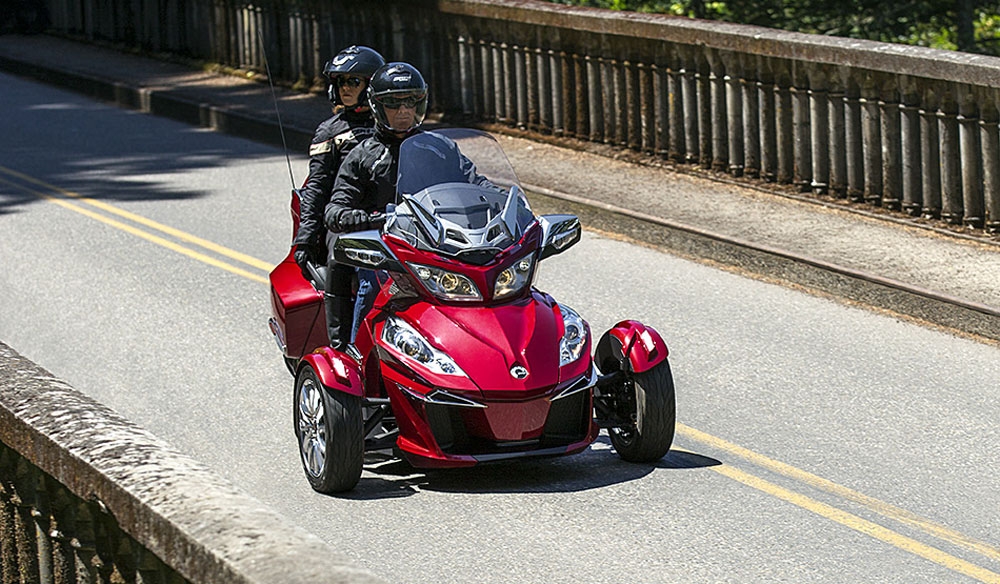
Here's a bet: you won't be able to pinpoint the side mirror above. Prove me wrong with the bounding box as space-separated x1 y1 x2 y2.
538 214 581 260
332 231 404 272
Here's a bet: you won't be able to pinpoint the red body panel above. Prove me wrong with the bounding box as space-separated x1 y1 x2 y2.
386 225 543 304
605 320 668 373
301 347 363 397
268 189 328 358
388 291 562 395
362 286 598 468
269 251 326 358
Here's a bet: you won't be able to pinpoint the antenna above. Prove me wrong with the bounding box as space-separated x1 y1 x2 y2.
257 28 296 189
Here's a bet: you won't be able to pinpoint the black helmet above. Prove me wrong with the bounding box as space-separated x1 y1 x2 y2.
367 62 428 133
323 46 385 105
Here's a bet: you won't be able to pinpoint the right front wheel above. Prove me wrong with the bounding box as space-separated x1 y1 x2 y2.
609 359 676 463
293 365 363 493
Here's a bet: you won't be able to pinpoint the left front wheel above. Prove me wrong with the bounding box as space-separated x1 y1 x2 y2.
293 365 363 493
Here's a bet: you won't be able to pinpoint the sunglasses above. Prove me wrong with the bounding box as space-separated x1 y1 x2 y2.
378 94 424 109
336 76 364 88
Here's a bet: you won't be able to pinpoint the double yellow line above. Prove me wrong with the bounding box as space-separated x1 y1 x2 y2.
4 165 999 582
0 164 273 283
678 425 1000 582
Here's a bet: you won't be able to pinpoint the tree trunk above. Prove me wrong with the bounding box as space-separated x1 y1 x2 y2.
956 0 977 52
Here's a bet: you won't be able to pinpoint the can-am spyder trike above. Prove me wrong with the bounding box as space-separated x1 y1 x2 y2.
269 128 675 492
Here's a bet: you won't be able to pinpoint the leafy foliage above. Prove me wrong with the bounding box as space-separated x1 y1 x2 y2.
548 0 1000 56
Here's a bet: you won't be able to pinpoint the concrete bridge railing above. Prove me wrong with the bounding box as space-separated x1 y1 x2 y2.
39 0 1000 233
0 342 384 584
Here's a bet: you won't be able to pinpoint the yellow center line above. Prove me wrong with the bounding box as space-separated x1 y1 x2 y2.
708 461 1000 584
0 175 269 284
0 164 276 273
677 423 1000 564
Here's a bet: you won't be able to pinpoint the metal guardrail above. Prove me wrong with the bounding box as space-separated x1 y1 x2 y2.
0 342 384 584
39 0 1000 234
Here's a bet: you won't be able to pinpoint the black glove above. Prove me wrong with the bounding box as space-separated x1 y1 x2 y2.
338 209 371 231
294 245 317 280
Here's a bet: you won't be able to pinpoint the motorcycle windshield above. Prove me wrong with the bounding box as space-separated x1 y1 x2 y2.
390 130 535 261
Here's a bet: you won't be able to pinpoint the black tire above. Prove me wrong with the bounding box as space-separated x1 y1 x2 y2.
609 359 676 463
293 365 363 493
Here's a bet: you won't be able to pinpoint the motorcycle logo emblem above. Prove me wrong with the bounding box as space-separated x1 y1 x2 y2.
510 365 529 379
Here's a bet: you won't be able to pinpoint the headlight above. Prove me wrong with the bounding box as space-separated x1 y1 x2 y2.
494 256 534 300
559 304 587 366
382 316 467 376
407 262 481 301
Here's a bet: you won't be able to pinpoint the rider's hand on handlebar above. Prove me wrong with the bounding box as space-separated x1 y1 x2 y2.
338 209 371 231
294 245 319 280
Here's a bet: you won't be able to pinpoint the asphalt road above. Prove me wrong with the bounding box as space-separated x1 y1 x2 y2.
2 71 1000 584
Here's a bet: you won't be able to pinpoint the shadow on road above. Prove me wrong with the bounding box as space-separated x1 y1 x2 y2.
337 436 721 500
0 74 285 216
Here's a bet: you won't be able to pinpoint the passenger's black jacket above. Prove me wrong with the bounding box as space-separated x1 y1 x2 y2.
293 107 375 248
325 126 417 231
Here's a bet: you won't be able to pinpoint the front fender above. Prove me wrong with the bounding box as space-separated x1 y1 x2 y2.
299 347 363 397
594 320 668 374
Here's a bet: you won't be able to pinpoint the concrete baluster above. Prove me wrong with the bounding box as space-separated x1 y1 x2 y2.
639 61 656 153
742 54 761 179
493 43 514 124
938 90 963 224
920 84 942 218
526 45 540 131
679 47 699 163
791 64 812 191
627 59 642 150
958 87 984 228
573 52 587 138
457 33 474 116
980 95 1000 233
722 51 744 176
601 56 617 145
587 55 603 142
480 40 495 121
1 447 21 584
758 58 778 182
623 57 638 150
707 50 729 171
899 76 923 215
513 44 528 128
33 475 54 584
879 75 903 210
774 64 794 184
860 72 883 204
73 503 97 584
536 46 551 132
666 46 685 161
808 64 830 194
14 458 40 584
47 486 75 584
827 68 848 197
551 50 564 136
696 51 713 168
613 57 628 147
652 59 668 156
843 76 865 201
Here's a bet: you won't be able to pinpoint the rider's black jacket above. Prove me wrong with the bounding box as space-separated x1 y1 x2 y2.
325 126 419 231
325 127 495 232
293 106 375 248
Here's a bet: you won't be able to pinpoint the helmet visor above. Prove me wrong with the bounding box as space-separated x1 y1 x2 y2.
374 91 426 110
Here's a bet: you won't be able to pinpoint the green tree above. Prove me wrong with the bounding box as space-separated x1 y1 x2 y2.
549 0 1000 55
